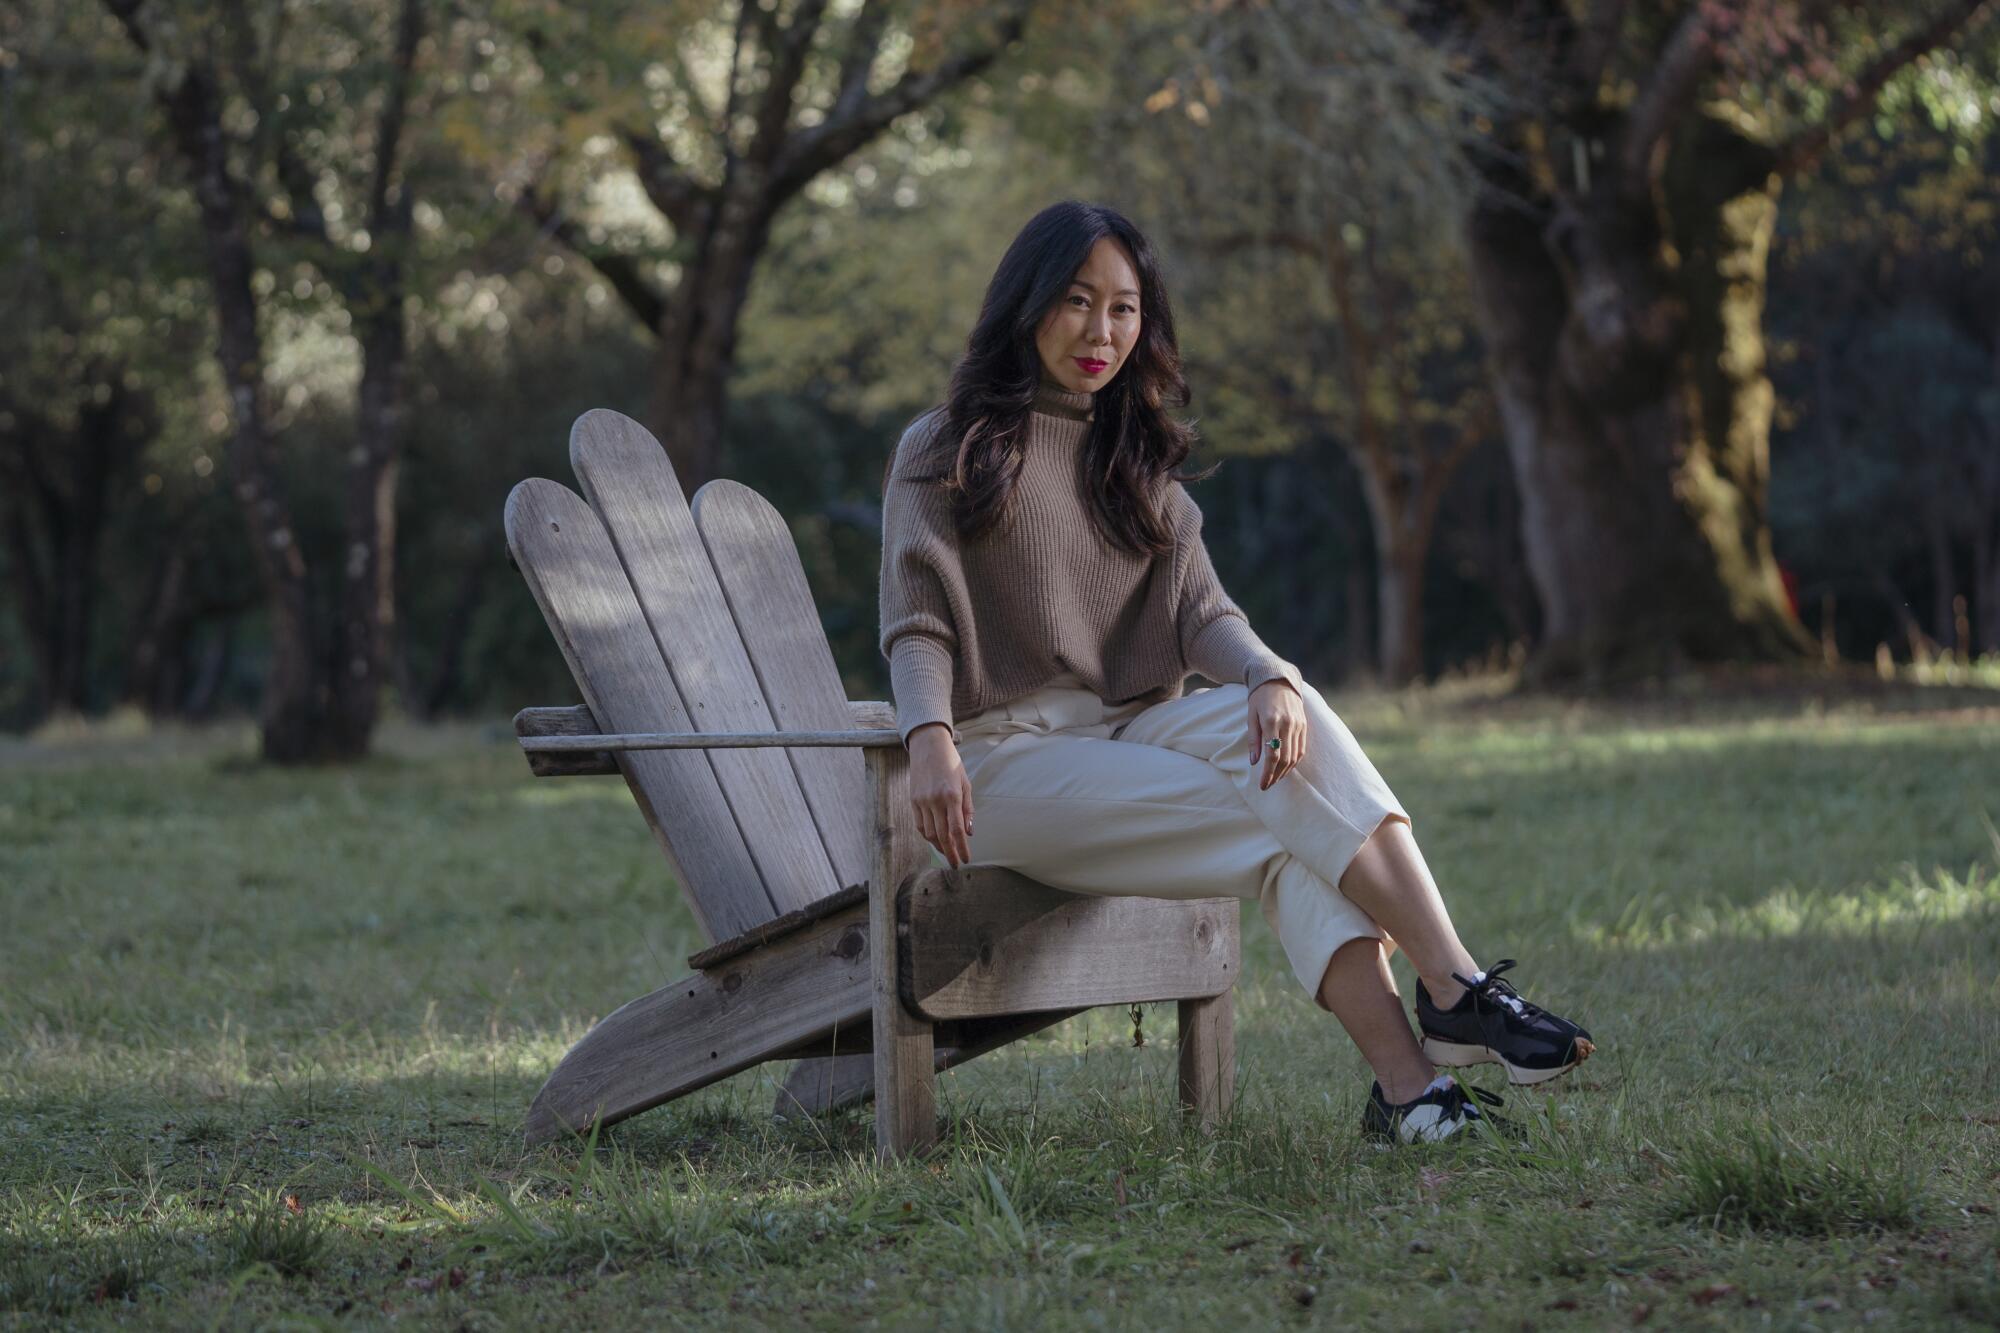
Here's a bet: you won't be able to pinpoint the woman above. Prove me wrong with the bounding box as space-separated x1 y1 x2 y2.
878 200 1594 1143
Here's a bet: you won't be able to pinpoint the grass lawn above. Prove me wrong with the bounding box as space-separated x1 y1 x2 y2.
3 680 1997 1328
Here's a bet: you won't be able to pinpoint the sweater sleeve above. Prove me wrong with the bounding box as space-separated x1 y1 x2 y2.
1168 482 1305 699
879 411 965 745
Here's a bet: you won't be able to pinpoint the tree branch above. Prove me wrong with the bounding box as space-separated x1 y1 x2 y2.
365 0 424 236
218 0 330 243
517 182 667 332
1617 8 1714 192
620 128 714 235
770 2 1033 200
829 0 892 126
749 0 830 165
1772 0 2000 178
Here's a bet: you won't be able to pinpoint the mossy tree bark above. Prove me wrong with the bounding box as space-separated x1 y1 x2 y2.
1458 1 1993 684
1467 112 1810 683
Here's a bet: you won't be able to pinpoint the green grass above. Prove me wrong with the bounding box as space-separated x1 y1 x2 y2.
2 683 1997 1328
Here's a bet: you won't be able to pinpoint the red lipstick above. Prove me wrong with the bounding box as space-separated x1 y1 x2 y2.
1074 357 1108 375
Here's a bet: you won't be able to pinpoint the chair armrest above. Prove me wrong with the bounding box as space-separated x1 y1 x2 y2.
520 727 904 755
514 700 900 774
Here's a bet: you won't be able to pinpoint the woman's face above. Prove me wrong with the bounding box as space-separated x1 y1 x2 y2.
1034 236 1142 395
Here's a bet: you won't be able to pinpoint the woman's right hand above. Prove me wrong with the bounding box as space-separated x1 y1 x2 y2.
906 722 974 868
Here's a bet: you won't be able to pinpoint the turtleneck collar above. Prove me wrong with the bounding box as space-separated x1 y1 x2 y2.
1031 377 1095 423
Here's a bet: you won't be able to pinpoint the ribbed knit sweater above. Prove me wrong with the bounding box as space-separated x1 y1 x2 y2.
878 378 1304 745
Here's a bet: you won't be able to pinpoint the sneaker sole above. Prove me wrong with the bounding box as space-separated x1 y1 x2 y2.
1421 1036 1595 1086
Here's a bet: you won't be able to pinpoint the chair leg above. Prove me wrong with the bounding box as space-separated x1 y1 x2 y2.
872 985 936 1158
866 744 937 1159
1178 991 1235 1128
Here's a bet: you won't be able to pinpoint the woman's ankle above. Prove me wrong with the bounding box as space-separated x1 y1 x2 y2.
1422 974 1468 1011
1376 1063 1440 1106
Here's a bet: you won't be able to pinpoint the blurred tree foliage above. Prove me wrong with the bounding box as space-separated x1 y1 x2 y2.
465 0 1054 496
1769 32 2000 659
3 1 1997 742
1088 0 1505 685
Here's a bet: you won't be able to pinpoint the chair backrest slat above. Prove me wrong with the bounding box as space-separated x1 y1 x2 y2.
568 410 839 922
692 479 869 891
504 478 775 940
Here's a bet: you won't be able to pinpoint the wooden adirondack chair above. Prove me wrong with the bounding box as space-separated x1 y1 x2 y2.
506 409 1239 1159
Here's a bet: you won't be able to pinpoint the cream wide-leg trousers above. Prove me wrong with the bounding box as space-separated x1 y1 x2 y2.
948 671 1411 1005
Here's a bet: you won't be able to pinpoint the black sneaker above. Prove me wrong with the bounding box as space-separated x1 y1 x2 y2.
1360 1075 1502 1144
1416 959 1595 1086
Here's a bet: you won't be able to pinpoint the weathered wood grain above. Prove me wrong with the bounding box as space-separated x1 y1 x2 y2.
571 409 837 919
513 704 614 777
1178 992 1235 1129
867 745 935 1159
772 1010 1082 1118
901 867 1239 1021
688 882 866 971
521 728 903 753
505 478 773 940
516 700 900 777
693 479 871 892
523 899 874 1143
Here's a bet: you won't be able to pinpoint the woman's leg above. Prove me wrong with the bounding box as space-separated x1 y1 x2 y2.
1317 938 1434 1103
962 724 1440 1097
1337 817 1478 1011
1114 682 1480 1009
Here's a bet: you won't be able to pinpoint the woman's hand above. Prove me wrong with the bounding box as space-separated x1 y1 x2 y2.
906 722 974 867
1247 679 1307 789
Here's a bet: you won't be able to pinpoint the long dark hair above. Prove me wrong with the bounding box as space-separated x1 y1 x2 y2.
892 200 1214 556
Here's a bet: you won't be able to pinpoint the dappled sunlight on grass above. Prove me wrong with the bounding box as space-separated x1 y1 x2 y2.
3 699 1997 1326
1575 861 2000 950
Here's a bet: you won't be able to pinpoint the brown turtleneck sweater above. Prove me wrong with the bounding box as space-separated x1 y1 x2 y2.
878 379 1304 745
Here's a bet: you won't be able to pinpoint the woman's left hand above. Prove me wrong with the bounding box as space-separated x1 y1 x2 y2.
1247 679 1307 789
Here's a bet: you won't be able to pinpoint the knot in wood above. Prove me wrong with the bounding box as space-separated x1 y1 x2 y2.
721 970 744 994
835 925 866 961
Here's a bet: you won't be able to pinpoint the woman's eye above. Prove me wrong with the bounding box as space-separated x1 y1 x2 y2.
1116 303 1137 316
1068 294 1089 307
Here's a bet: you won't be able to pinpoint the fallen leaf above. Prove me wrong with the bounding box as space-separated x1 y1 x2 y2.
284 1194 303 1215
1691 1283 1737 1307
1546 1298 1580 1311
447 1267 467 1289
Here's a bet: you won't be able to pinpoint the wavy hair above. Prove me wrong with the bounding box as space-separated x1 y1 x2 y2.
891 200 1214 555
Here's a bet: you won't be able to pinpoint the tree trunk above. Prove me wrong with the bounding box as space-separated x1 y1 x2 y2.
645 188 773 497
1976 520 1999 657
1466 110 1811 684
326 275 410 757
1924 489 1959 655
127 545 189 714
162 61 323 759
1343 563 1374 684
0 381 149 718
1374 538 1426 686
